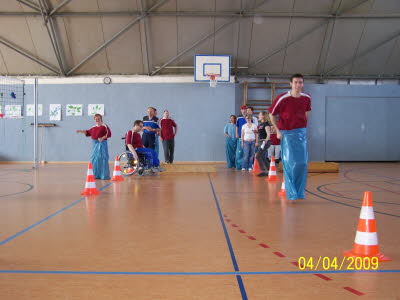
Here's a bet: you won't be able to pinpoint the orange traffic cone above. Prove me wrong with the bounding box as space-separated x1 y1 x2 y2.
111 156 125 181
343 191 390 262
81 163 101 196
251 159 261 175
278 177 286 196
266 156 277 182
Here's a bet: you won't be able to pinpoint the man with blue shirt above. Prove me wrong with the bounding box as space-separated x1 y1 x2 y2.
142 107 160 150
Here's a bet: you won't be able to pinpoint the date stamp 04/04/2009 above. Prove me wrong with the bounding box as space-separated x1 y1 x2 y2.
298 257 379 271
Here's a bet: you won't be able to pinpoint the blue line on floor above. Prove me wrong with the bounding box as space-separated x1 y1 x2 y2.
0 182 113 246
208 174 248 300
0 269 398 276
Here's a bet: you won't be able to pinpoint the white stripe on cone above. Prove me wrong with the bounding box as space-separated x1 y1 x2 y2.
281 181 285 189
87 169 94 176
354 231 378 245
115 160 120 166
85 182 97 189
269 170 277 176
359 206 375 220
113 170 121 176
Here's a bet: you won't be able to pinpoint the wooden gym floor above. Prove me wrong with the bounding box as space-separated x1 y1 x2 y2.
0 162 399 299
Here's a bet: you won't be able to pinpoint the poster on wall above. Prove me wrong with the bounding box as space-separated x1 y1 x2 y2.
49 104 61 121
26 104 43 116
88 104 105 116
66 104 83 116
5 105 22 118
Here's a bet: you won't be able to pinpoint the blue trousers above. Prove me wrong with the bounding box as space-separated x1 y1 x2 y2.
235 139 244 170
136 147 160 167
91 139 110 180
281 128 308 200
242 140 255 169
225 137 237 168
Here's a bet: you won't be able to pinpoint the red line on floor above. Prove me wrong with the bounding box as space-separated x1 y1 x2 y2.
343 287 365 296
225 219 231 222
238 229 246 233
273 252 285 258
259 243 269 248
314 274 332 281
247 236 256 240
231 224 238 227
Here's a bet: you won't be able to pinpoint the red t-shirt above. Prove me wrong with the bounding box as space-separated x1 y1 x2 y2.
268 92 311 130
85 125 111 140
160 118 177 140
125 130 144 148
270 133 281 145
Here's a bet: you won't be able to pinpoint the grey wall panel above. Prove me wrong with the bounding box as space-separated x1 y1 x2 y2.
323 20 365 74
63 17 109 74
294 0 332 13
98 0 139 11
282 19 326 74
149 17 178 67
101 17 143 74
255 0 293 12
371 0 400 13
384 38 400 76
351 40 397 75
0 17 46 74
325 97 400 161
177 0 214 11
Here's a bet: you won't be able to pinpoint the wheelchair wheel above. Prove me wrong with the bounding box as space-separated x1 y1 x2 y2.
118 151 138 176
137 168 145 176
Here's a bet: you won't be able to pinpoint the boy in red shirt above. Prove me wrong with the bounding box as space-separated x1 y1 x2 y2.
126 120 162 171
160 110 177 164
269 74 311 201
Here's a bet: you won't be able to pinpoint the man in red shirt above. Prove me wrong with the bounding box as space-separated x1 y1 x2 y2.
160 110 177 164
126 120 162 171
269 74 311 201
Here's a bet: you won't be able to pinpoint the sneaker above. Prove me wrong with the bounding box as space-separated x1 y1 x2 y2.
156 167 166 172
257 173 268 177
151 167 160 173
248 168 253 171
241 168 246 171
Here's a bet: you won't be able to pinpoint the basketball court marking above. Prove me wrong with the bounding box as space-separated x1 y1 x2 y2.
0 182 113 246
208 174 248 300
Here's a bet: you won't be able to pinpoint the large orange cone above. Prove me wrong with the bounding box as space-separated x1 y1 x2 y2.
266 156 277 182
343 191 390 262
251 158 261 175
81 163 101 196
111 156 125 181
278 177 286 196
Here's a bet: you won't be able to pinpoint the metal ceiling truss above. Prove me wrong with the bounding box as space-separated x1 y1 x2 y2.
151 0 272 76
66 0 170 75
2 11 400 19
247 0 374 71
0 35 60 74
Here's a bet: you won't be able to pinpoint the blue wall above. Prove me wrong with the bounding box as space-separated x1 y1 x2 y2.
0 81 399 162
0 82 236 162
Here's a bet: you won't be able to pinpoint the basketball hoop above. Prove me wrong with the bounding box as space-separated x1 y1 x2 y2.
206 73 220 88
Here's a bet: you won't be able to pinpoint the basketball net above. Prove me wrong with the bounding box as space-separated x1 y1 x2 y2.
206 74 220 88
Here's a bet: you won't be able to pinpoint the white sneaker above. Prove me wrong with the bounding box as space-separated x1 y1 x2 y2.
248 168 253 171
241 168 246 171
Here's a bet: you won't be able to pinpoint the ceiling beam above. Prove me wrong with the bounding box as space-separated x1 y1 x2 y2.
66 0 170 76
248 0 374 70
0 36 60 74
49 0 73 16
323 30 400 77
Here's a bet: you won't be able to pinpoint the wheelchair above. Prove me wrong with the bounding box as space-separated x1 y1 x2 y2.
119 137 155 176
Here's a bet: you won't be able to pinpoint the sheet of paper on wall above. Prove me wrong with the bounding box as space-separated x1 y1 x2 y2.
5 105 22 118
26 104 43 116
88 104 105 116
66 104 83 116
49 104 61 121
